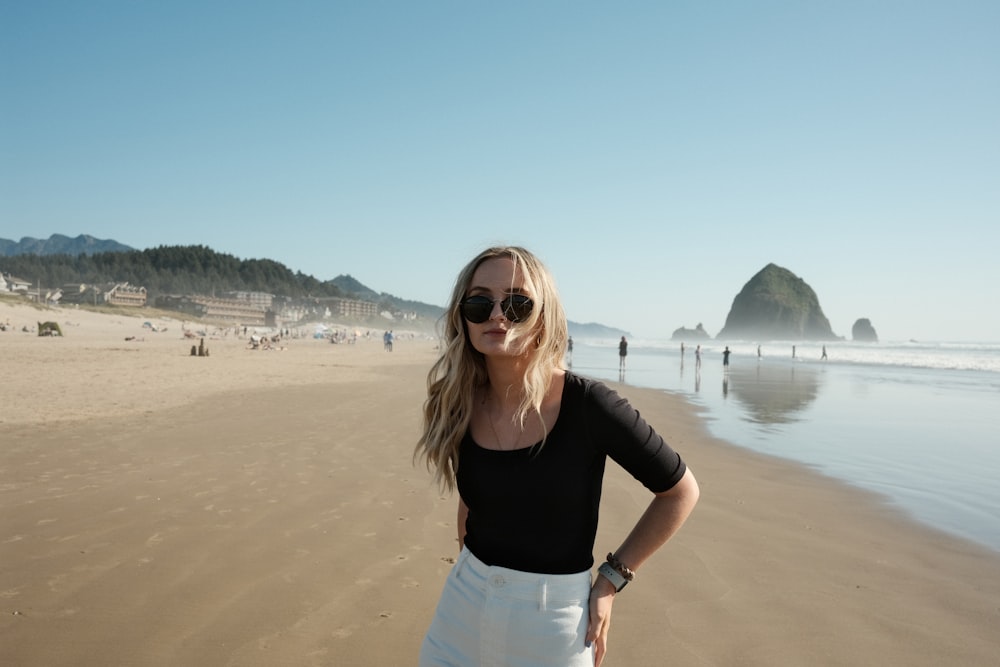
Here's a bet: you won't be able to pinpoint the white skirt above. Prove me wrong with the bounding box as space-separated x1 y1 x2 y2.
420 547 594 666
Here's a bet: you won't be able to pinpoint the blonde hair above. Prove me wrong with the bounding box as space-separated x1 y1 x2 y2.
415 246 568 491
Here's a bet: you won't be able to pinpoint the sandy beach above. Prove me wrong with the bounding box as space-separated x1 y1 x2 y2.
2 301 998 666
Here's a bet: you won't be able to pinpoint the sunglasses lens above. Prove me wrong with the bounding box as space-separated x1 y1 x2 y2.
503 295 533 322
460 297 493 323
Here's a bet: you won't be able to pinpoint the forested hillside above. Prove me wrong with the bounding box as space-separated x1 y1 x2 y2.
1 245 346 298
2 245 448 320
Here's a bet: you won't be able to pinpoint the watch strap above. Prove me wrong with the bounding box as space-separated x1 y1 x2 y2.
598 561 628 592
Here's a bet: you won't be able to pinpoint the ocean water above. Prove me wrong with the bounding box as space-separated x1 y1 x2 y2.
568 339 1000 554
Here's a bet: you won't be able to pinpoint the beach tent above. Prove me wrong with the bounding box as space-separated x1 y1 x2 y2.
38 321 63 336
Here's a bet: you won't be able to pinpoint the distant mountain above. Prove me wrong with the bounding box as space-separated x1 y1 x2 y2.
568 321 629 339
716 263 837 341
0 234 134 257
331 274 380 301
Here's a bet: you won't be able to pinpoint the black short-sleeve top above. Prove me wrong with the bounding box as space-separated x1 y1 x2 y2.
456 372 686 574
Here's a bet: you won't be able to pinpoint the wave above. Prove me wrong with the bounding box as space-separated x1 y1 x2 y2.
572 338 1000 374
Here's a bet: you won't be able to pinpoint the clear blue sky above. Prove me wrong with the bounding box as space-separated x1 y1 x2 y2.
3 2 998 342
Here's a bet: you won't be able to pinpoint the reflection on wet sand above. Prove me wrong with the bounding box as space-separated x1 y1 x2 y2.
724 362 823 424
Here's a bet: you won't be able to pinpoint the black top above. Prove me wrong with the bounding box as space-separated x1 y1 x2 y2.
457 372 686 574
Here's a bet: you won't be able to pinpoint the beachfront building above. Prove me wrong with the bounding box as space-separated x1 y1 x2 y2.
104 283 147 307
156 294 270 326
0 273 62 305
223 291 274 310
0 272 31 293
60 283 101 306
58 282 147 307
313 296 379 319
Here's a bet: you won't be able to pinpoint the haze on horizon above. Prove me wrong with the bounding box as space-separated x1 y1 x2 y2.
2 3 998 343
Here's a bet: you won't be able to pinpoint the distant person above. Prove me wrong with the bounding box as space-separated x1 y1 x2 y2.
821 345 828 361
757 345 761 359
680 342 685 356
619 336 628 370
792 345 796 359
414 246 699 667
695 344 702 370
722 346 731 368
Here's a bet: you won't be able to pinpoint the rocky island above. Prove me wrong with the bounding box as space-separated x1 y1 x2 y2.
852 318 879 342
671 323 711 341
716 263 838 341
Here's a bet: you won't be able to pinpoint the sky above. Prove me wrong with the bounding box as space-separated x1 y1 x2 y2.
2 1 998 342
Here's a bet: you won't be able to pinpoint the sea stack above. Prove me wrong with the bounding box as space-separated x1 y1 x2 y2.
716 263 837 341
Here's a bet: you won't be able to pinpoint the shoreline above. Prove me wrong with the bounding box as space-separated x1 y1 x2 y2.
2 302 999 665
572 338 1000 555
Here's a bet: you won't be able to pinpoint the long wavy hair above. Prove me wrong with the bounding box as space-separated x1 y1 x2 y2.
415 246 568 491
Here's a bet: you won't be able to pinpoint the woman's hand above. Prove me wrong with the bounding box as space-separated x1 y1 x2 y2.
586 575 617 666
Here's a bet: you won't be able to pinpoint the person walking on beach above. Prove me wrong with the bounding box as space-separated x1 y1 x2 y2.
821 345 828 360
619 336 628 370
415 246 699 667
695 344 702 370
723 346 731 368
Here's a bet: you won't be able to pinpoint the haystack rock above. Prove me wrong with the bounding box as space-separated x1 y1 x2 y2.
852 318 878 342
716 263 837 341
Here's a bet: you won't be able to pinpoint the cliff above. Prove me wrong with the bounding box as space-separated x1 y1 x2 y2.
716 264 837 341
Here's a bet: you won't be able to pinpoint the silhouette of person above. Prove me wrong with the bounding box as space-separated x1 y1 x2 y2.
722 346 731 368
619 336 628 370
821 345 828 360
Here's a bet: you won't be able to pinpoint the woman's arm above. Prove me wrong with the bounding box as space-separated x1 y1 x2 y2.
611 467 700 569
587 467 700 666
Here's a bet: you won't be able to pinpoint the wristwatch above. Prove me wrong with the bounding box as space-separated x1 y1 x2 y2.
597 561 629 592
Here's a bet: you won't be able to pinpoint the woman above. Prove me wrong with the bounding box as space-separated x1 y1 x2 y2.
416 246 699 667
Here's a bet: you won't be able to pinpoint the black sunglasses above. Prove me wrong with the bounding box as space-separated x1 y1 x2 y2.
460 294 534 324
